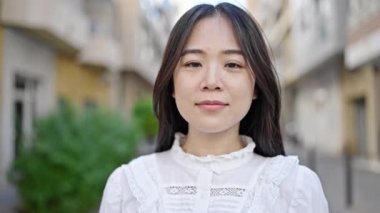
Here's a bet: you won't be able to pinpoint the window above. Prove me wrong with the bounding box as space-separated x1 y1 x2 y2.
13 74 38 158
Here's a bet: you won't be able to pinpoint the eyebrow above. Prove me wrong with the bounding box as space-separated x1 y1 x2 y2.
181 49 244 56
222 49 244 55
181 49 204 56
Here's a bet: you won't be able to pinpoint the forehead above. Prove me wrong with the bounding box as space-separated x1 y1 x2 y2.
184 15 240 49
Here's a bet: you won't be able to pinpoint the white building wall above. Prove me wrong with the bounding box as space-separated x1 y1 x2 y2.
291 0 346 75
294 62 342 154
287 0 346 155
0 29 56 189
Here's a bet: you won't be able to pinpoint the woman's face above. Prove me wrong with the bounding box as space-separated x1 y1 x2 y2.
173 15 256 135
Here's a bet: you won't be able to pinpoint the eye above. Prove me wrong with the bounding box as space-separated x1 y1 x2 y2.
184 62 202 68
225 62 243 69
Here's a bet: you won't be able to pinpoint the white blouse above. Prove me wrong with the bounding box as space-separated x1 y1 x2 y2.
100 133 328 213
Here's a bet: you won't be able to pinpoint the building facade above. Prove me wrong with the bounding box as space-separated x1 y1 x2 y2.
0 0 90 190
0 0 178 192
342 0 380 161
286 0 346 155
116 0 176 118
249 0 380 162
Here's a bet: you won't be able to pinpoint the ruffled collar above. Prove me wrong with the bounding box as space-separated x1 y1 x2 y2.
170 132 256 174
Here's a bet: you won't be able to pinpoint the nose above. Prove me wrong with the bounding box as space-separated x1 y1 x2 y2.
200 64 222 91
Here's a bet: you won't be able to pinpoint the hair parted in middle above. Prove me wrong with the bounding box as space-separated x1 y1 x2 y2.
153 2 285 157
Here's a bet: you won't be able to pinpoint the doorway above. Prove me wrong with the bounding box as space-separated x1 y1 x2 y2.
354 97 367 157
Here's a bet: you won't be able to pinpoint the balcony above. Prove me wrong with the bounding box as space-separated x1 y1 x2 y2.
79 35 122 71
345 1 380 69
1 0 89 53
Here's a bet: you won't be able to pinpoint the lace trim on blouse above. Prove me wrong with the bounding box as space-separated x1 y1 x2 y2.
124 155 163 213
241 155 299 213
170 132 256 173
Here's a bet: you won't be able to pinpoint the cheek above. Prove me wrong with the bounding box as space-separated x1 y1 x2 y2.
233 78 255 97
172 77 197 122
173 75 195 98
174 85 194 108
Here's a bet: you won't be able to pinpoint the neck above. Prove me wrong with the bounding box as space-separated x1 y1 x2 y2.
181 127 244 156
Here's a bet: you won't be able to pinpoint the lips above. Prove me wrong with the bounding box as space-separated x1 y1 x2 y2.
195 100 228 111
196 100 228 105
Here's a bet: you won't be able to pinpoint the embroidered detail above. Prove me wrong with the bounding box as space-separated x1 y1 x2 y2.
166 186 197 195
211 188 246 197
241 189 255 211
164 186 246 197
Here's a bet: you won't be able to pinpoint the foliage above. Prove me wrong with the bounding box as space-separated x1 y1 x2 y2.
131 96 158 139
9 101 138 213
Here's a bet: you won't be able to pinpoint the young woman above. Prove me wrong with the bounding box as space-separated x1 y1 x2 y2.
100 3 328 213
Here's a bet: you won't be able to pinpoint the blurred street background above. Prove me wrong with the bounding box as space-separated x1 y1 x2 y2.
0 0 380 212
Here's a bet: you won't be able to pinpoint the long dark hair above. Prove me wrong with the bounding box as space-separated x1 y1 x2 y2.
153 3 285 157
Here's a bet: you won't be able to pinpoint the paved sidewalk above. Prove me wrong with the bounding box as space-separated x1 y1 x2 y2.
0 184 21 213
285 142 380 213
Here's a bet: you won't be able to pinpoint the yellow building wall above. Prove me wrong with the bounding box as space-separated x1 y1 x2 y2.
55 54 110 109
342 65 379 159
122 71 153 118
0 26 4 111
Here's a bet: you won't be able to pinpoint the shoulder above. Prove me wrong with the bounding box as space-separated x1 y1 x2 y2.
248 154 300 188
127 153 156 169
101 153 161 198
243 155 300 212
99 165 133 212
125 151 171 175
121 153 161 186
103 153 159 181
293 166 325 191
256 155 328 212
100 152 168 212
101 165 130 199
285 165 329 212
262 155 300 182
292 165 328 201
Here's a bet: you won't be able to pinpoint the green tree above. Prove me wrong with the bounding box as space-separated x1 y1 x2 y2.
9 101 138 213
131 96 158 140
